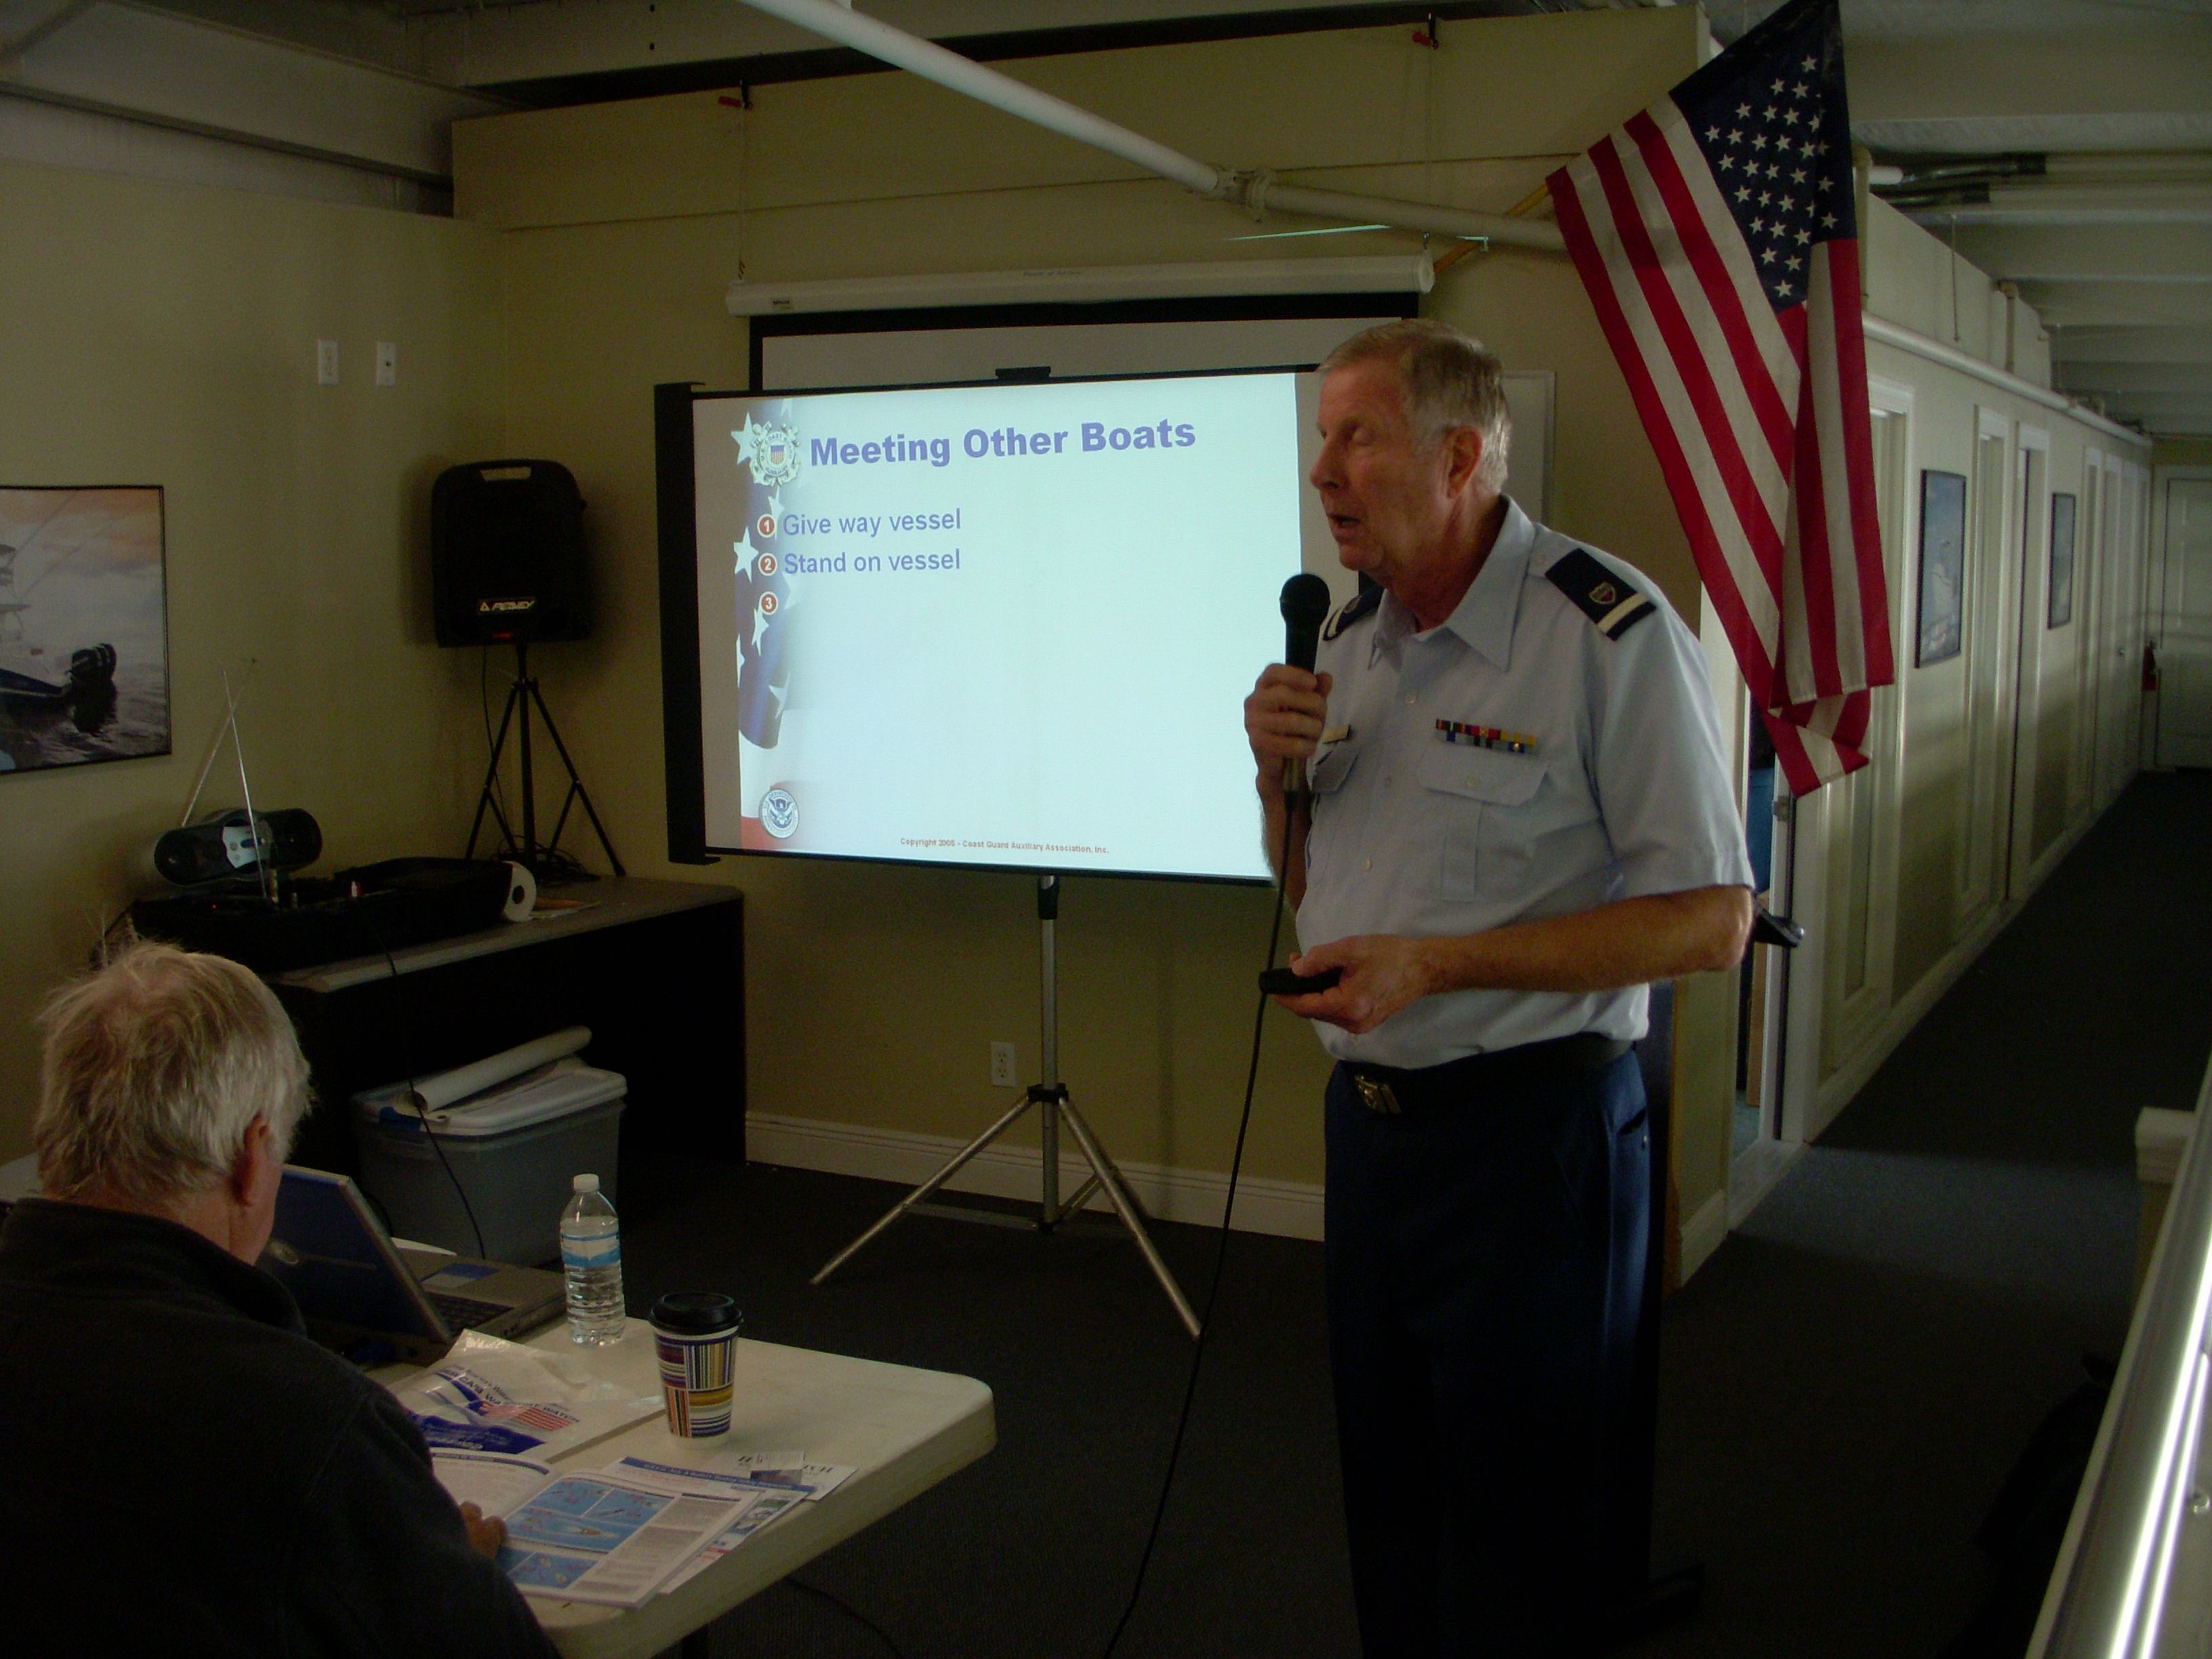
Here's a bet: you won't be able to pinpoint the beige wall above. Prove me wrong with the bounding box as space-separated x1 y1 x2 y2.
1872 369 2141 1010
0 4 2156 1263
1790 194 2153 1133
453 8 1755 1214
1862 198 2053 388
0 159 505 1156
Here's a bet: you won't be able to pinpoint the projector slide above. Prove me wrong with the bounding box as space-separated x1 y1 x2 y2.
689 371 1307 881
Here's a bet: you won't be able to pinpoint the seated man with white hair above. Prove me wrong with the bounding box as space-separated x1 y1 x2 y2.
0 942 556 1658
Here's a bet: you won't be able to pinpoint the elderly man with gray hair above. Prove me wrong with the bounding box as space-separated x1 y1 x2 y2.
1246 319 1751 1655
0 942 556 1658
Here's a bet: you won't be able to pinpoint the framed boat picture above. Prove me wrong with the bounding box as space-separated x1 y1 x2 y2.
2048 492 2077 629
0 486 169 776
1916 469 1967 668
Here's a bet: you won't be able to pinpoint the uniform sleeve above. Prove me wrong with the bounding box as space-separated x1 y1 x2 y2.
285 1389 560 1659
1588 594 1756 900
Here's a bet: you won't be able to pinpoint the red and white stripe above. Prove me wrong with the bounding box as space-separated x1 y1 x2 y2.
1549 96 1893 795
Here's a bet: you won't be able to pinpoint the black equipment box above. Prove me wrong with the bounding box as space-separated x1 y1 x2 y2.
131 859 513 975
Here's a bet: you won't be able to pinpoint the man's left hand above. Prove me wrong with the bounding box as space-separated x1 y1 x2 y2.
459 1502 506 1560
1273 936 1433 1033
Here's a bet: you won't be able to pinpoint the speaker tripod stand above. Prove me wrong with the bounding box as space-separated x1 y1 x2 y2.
466 640 624 880
813 875 1201 1338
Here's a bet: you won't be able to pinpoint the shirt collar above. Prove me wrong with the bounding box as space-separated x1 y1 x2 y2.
1372 496 1535 671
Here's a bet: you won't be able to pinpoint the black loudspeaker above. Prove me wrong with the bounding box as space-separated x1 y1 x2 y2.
430 459 590 646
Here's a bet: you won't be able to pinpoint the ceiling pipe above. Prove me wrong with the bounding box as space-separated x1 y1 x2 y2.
733 0 1564 253
1243 172 1561 248
1877 153 2047 188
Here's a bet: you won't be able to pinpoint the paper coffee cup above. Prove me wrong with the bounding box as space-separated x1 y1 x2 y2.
651 1291 741 1437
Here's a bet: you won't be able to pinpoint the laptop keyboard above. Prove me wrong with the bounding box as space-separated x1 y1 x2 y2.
427 1290 511 1331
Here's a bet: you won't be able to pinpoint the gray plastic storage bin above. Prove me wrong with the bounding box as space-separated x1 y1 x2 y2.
352 1064 624 1266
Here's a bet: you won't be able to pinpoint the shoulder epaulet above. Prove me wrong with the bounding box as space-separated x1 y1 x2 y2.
1544 548 1656 640
1322 585 1382 642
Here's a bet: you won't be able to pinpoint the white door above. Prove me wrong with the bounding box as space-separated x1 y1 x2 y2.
1957 417 2018 930
2006 440 2049 898
2157 476 2212 769
2097 469 2143 798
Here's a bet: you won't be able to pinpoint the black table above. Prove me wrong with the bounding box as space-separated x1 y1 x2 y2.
268 878 743 1174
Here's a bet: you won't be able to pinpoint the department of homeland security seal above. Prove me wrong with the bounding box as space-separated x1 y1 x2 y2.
760 786 800 839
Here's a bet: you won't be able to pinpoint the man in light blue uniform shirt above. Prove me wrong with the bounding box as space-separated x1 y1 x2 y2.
1246 321 1752 1658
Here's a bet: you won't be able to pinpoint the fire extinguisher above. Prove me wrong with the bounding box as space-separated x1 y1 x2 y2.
2144 641 2161 694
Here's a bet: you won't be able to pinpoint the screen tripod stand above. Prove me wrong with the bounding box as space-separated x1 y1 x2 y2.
466 639 624 880
813 874 1201 1338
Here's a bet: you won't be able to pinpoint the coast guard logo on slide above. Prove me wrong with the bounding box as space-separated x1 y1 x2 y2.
760 787 800 839
733 413 804 487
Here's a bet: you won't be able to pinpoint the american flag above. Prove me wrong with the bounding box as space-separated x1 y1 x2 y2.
1546 0 1892 795
480 1400 581 1432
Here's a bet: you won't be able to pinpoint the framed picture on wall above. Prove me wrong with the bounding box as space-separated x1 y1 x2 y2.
1916 469 1967 667
2049 491 2077 629
0 486 170 777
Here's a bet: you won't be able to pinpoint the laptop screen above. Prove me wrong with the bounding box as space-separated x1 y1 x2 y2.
264 1167 445 1347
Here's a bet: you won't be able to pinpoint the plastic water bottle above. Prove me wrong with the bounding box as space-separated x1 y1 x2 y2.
560 1174 626 1345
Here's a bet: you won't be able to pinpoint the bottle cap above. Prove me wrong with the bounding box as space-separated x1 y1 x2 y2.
573 1173 600 1193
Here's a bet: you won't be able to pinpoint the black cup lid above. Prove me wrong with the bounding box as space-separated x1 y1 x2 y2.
650 1290 741 1334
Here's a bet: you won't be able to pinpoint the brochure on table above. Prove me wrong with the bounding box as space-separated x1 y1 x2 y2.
433 1447 859 1607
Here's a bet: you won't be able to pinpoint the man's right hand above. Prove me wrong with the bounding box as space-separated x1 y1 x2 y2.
1244 664 1332 804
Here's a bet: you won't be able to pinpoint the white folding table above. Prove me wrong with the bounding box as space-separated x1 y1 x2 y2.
385 1318 995 1658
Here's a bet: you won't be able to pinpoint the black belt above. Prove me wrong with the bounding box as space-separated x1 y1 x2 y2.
1340 1033 1632 1116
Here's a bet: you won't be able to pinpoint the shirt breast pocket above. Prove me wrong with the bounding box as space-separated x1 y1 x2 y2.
1418 745 1547 903
1303 741 1359 881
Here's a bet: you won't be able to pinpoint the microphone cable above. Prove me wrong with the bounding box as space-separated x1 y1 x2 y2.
351 895 490 1261
1097 798 1301 1659
788 1575 909 1659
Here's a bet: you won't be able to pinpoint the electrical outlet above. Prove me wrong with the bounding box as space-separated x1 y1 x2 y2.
989 1041 1017 1088
375 341 396 386
315 340 339 386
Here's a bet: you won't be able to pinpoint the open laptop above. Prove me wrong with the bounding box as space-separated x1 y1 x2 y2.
264 1166 566 1365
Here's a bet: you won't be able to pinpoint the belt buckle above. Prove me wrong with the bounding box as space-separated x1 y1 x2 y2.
1354 1075 1401 1115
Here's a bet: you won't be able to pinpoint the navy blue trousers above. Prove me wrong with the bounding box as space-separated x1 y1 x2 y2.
1324 1051 1650 1658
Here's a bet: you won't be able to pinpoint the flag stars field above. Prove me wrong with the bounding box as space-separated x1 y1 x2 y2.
1545 0 1893 794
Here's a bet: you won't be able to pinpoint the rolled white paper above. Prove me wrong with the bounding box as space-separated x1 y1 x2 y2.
402 1025 591 1115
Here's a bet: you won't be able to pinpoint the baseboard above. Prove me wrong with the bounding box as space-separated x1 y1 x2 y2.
1805 798 2102 1143
1727 1133 1802 1229
1680 1188 1729 1282
2022 799 2100 902
746 1110 1326 1242
1807 897 2011 1143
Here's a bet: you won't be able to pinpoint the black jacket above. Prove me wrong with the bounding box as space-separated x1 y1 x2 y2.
0 1197 557 1658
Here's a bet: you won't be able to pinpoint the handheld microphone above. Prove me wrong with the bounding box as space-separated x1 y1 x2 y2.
1279 573 1332 802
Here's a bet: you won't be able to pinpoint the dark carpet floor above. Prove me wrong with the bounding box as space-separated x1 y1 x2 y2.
615 770 2212 1659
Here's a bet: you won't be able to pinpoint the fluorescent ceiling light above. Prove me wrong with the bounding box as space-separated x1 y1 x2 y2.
724 253 1435 317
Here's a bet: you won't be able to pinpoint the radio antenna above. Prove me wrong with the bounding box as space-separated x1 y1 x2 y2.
223 670 276 905
179 665 252 827
175 663 276 905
